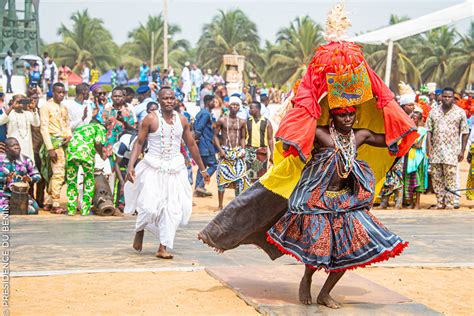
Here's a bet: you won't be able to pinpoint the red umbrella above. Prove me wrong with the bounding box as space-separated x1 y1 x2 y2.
68 72 82 85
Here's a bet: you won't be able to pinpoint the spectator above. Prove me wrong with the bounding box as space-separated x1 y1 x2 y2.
90 64 99 84
29 62 41 88
81 63 90 85
116 65 128 86
213 69 224 85
3 51 13 93
66 121 106 216
64 83 92 131
0 92 6 153
403 111 429 209
133 85 153 123
245 101 274 183
139 62 149 86
0 94 40 159
113 126 138 212
91 85 108 124
181 61 191 101
199 82 212 108
0 137 41 214
27 88 45 208
39 82 71 214
58 64 71 94
426 87 469 209
193 95 218 197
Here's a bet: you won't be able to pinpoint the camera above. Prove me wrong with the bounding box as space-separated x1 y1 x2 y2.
19 98 31 106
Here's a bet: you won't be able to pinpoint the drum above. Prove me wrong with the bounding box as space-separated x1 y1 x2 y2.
10 182 30 215
92 173 116 216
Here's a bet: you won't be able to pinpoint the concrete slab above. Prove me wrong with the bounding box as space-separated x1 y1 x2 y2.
205 265 441 315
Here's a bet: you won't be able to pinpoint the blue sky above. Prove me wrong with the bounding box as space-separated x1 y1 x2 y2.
38 0 471 45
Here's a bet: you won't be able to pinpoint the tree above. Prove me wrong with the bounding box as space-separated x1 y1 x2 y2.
363 15 421 91
121 15 190 76
196 9 262 73
447 21 473 91
415 26 458 87
45 10 118 72
264 16 324 86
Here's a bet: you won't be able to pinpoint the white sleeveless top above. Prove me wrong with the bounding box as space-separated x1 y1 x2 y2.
144 110 185 172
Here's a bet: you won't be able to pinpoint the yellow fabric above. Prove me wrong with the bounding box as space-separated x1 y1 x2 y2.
259 141 306 199
247 117 268 147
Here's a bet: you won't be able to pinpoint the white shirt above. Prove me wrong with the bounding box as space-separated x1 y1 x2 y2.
3 56 13 73
64 99 92 131
82 67 90 84
0 110 40 159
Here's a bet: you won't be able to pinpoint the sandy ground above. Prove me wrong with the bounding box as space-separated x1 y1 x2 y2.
11 271 258 316
11 160 473 315
357 267 474 316
11 267 474 315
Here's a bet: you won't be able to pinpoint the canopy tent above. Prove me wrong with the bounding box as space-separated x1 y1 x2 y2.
350 1 473 84
68 72 82 86
98 69 114 85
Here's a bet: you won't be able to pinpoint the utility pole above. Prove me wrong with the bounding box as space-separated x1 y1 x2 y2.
163 0 169 70
150 31 155 68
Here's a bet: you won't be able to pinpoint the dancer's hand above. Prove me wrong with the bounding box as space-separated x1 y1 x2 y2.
48 149 58 163
201 170 210 184
126 168 136 183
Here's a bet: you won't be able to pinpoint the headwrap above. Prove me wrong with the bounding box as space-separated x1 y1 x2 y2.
229 96 242 106
398 82 416 106
90 83 101 92
136 85 150 94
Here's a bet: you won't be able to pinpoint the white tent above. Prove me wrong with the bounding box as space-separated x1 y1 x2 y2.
350 1 473 84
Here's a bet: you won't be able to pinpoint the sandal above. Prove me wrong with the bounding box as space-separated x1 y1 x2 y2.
51 207 67 214
43 204 52 212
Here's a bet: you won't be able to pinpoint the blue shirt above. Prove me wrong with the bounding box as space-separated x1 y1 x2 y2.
139 65 149 82
0 109 7 142
194 108 216 156
117 69 128 85
134 97 154 122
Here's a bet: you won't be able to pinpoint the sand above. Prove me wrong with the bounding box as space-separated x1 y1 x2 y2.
11 271 258 316
357 267 474 315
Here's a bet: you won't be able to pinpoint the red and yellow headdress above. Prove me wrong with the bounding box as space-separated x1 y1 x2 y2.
260 3 419 200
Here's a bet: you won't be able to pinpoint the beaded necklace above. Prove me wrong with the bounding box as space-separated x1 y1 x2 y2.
158 110 176 160
329 122 355 179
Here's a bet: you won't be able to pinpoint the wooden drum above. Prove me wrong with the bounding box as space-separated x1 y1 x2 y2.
10 182 30 215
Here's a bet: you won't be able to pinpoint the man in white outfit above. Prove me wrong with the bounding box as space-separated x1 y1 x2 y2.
125 87 210 259
180 62 191 102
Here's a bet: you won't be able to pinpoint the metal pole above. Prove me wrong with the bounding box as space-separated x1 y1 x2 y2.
150 31 154 68
163 0 168 69
384 39 393 85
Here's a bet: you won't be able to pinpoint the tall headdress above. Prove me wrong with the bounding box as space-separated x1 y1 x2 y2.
398 81 416 106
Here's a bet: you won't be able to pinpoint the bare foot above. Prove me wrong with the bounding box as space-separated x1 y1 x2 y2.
156 248 173 259
215 206 223 212
299 276 312 305
133 230 144 252
317 293 342 309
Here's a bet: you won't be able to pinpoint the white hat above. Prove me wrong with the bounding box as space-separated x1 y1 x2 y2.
399 93 416 106
229 96 242 106
184 61 190 66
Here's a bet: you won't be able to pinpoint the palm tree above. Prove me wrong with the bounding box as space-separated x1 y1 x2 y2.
363 15 421 91
45 10 118 72
415 26 458 87
121 15 190 76
447 21 473 91
196 9 262 73
264 16 324 86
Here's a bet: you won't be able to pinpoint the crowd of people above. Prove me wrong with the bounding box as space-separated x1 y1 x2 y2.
0 58 281 219
379 83 473 210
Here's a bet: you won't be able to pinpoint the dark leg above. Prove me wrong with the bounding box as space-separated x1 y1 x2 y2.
317 271 346 309
133 230 144 252
217 190 224 211
415 192 421 209
299 265 316 305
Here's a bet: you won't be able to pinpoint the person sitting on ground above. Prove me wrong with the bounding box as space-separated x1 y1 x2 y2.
0 137 41 214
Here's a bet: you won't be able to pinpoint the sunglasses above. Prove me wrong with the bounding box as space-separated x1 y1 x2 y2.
97 92 106 96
